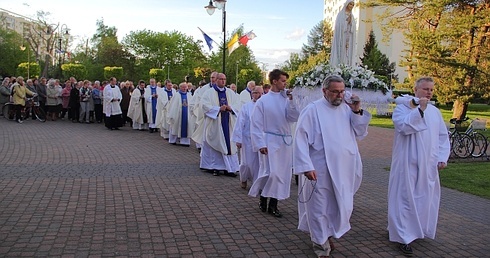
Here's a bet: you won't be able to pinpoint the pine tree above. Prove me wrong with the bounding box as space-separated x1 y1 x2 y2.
360 30 396 86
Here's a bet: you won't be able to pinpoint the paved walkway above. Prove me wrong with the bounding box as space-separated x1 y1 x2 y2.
0 118 488 257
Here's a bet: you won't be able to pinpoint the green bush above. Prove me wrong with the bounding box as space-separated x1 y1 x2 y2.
104 66 123 80
16 62 41 79
61 63 87 80
149 68 165 83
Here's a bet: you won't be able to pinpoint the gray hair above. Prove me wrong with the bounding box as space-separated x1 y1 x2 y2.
47 79 56 87
415 76 434 89
322 75 344 89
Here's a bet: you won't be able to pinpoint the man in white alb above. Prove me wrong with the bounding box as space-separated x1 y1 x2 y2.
293 75 371 258
248 69 299 218
167 82 194 146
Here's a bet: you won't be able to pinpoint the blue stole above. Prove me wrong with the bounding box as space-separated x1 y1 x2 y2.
165 88 173 99
180 91 188 138
214 85 231 155
150 86 157 123
246 87 252 99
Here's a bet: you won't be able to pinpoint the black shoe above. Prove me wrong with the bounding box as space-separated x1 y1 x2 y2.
259 196 268 212
268 208 283 218
398 243 413 257
212 170 220 176
224 171 237 177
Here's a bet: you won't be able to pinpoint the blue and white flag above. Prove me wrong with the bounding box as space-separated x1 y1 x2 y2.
198 27 214 51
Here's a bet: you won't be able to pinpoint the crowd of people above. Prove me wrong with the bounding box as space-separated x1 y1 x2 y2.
0 71 450 257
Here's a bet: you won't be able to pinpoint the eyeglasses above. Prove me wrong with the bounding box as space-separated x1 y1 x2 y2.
327 89 345 95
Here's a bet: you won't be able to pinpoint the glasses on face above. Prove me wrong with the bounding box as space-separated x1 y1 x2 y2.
327 89 345 95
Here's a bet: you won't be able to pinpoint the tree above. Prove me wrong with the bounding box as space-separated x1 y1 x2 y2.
61 64 87 80
282 20 334 82
123 29 207 84
301 20 334 60
0 27 26 77
368 0 490 119
360 30 396 86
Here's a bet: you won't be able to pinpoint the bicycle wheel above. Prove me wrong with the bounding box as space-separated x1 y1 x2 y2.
33 106 46 122
470 132 488 158
2 104 14 120
451 133 474 158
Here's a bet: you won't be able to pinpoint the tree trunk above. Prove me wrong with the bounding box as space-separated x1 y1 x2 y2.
452 99 468 120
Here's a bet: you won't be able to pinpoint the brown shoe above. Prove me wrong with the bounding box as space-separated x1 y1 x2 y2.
328 237 335 252
240 181 247 189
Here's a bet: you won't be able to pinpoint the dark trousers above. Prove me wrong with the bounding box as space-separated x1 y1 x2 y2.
94 104 103 122
70 106 80 122
14 104 23 121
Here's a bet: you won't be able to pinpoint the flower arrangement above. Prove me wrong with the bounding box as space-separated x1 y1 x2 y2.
294 63 389 93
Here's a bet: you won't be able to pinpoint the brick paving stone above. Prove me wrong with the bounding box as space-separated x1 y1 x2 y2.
0 119 489 257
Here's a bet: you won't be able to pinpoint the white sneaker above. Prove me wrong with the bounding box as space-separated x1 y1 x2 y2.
17 119 23 124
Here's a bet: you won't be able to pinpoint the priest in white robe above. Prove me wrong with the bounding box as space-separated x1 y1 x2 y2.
143 78 160 133
155 79 176 138
199 73 240 176
388 77 450 256
238 80 256 109
293 75 371 258
191 72 218 149
232 86 263 190
127 80 148 130
103 77 123 130
167 82 194 146
248 69 300 218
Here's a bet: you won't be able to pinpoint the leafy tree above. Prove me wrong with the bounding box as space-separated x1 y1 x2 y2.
368 0 490 119
123 29 207 84
0 27 26 77
206 26 263 88
360 30 396 86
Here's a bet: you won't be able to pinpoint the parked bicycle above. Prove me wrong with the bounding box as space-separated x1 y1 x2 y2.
448 117 474 158
464 117 488 158
2 97 47 122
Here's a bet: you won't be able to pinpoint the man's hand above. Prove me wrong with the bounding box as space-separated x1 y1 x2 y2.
259 147 268 155
419 97 429 111
437 162 447 170
304 171 317 181
346 94 361 112
219 104 230 112
236 143 242 148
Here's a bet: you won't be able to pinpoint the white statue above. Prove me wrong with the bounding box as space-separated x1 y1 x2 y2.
330 0 356 67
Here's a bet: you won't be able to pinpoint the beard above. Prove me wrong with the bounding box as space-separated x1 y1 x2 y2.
331 98 343 106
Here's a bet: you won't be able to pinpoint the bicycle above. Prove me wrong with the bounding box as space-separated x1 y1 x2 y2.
2 97 46 123
464 117 488 158
448 117 474 158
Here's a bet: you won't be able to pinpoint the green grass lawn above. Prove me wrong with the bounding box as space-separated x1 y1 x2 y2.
370 103 490 136
372 103 490 199
440 162 490 199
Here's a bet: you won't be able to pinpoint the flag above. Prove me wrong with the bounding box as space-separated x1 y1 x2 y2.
198 27 214 51
238 31 257 46
227 33 240 56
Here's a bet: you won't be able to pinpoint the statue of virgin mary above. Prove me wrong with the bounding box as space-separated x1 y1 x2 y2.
330 0 356 67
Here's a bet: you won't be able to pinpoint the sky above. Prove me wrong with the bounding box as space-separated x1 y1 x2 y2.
0 0 324 70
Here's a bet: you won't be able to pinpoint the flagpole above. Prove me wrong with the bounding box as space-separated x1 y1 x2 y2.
221 6 226 73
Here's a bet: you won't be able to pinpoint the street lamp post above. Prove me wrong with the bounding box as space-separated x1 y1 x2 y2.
58 24 69 78
205 0 227 74
20 38 30 79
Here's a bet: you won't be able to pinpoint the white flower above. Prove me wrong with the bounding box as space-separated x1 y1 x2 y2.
294 63 388 92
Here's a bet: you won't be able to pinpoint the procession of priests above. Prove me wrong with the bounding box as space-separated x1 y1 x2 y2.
139 70 448 257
